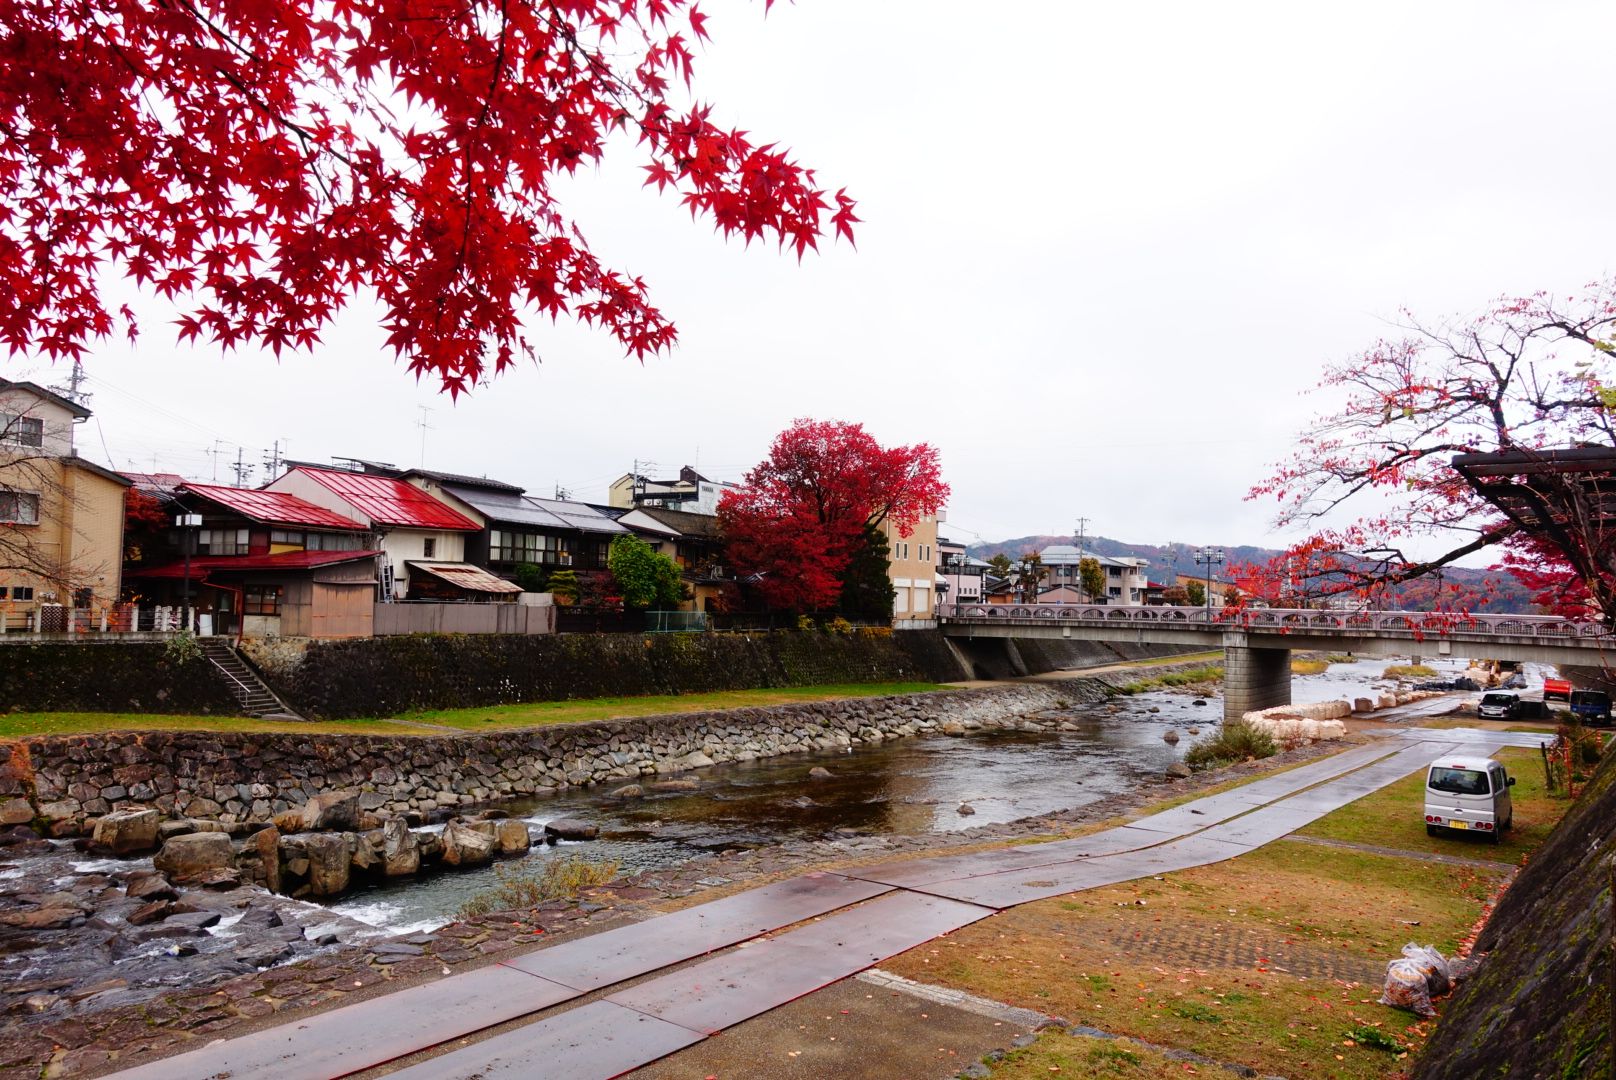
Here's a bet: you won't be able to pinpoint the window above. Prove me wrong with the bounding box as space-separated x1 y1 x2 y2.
198 528 249 555
422 538 436 558
73 588 92 608
894 588 909 613
8 585 32 601
913 587 928 613
1428 767 1489 796
243 585 283 616
0 491 39 525
489 530 567 565
1108 586 1122 597
306 532 362 551
270 528 303 547
1 414 43 448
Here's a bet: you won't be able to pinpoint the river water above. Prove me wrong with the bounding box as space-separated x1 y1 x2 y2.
324 655 1490 933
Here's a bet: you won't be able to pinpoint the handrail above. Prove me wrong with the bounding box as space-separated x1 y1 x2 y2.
206 654 264 706
936 603 1613 641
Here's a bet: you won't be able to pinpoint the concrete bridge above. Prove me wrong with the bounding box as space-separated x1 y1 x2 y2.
937 604 1614 721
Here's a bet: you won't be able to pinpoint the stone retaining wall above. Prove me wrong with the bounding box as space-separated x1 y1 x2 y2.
11 678 1162 837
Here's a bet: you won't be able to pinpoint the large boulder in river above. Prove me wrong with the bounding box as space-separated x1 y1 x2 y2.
440 820 496 867
240 825 281 894
494 819 531 856
382 817 420 877
544 818 598 842
302 833 351 896
153 832 233 880
297 790 361 832
92 807 161 854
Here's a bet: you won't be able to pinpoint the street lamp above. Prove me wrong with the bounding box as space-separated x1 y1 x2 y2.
1193 546 1225 620
175 512 203 633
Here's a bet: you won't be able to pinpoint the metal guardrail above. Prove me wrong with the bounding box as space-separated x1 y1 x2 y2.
937 603 1614 643
205 655 261 708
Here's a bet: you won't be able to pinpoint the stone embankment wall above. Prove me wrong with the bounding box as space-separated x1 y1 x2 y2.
3 669 1217 837
244 628 969 718
0 642 239 715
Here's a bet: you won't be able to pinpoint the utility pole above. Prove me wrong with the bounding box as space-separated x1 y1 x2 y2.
231 446 251 487
1074 517 1090 595
204 439 224 482
262 439 286 479
49 359 91 408
554 484 571 500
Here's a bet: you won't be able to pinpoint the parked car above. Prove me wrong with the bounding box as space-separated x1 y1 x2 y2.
1570 689 1613 725
1424 756 1514 843
1477 691 1520 720
1544 677 1572 701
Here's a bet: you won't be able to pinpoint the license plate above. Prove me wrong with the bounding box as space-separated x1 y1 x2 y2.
1446 819 1468 830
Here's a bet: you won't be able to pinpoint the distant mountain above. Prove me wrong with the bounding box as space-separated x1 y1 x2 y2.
964 535 1536 614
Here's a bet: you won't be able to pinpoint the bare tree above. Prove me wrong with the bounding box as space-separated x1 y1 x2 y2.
1248 281 1616 619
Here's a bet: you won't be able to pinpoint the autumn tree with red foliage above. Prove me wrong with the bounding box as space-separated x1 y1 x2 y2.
0 0 856 393
1244 281 1616 618
718 419 947 614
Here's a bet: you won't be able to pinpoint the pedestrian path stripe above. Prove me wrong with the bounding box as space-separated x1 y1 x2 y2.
381 1000 702 1080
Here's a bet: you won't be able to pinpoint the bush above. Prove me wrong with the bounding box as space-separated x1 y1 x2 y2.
1183 721 1277 771
1384 663 1438 679
457 855 621 919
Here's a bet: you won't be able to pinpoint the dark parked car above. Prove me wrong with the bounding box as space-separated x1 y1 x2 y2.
1570 690 1613 725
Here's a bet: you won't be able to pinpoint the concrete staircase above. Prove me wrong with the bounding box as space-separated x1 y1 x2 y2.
198 638 299 719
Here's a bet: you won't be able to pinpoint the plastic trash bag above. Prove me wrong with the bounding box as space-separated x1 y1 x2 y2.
1379 960 1436 1017
1379 943 1453 1017
1401 943 1453 995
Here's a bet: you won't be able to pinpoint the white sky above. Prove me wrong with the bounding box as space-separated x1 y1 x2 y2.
10 0 1616 555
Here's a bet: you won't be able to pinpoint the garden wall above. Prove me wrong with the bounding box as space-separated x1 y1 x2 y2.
0 641 239 715
246 628 969 718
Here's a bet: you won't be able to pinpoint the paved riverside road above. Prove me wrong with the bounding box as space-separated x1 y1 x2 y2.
108 730 1531 1080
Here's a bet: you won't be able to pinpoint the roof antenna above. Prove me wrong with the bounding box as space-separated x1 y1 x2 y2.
416 406 434 467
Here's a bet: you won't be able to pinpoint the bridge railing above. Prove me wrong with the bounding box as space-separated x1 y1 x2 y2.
936 604 1613 642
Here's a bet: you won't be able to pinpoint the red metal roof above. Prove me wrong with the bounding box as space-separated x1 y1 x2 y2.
128 550 378 580
182 483 368 530
293 468 479 531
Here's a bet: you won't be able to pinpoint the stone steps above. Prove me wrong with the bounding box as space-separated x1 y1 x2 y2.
198 639 299 718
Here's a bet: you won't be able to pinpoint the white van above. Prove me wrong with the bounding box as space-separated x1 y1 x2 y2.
1424 755 1514 842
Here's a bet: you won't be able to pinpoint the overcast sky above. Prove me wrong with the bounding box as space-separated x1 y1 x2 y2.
10 0 1616 557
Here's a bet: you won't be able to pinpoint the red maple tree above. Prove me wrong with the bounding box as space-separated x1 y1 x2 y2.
0 0 856 393
1245 282 1616 617
718 419 948 613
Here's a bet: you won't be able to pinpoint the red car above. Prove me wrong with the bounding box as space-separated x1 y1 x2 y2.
1544 677 1572 702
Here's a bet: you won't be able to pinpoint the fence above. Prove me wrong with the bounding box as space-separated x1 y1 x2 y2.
0 603 191 636
373 602 556 636
644 610 710 633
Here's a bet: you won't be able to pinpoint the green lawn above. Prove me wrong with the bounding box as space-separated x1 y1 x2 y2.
1296 745 1560 862
893 738 1570 1080
0 681 950 740
401 681 948 729
0 713 420 739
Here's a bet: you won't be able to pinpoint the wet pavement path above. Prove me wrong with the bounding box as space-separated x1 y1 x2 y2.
102 727 1540 1080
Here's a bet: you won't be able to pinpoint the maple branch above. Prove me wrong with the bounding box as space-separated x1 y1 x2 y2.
454 0 513 287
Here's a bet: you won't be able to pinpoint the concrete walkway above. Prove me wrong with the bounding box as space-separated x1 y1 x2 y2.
107 729 1530 1080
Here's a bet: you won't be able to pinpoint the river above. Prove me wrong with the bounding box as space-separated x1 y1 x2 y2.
324 655 1490 933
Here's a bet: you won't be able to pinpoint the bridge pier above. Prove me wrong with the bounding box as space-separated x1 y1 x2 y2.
1222 641 1290 723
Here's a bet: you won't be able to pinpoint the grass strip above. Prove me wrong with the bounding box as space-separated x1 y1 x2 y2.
0 682 950 739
